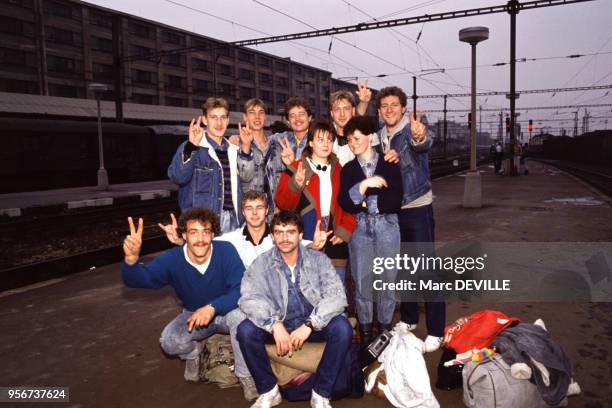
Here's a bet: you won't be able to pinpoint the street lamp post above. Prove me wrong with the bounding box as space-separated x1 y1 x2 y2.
459 26 489 208
88 83 109 190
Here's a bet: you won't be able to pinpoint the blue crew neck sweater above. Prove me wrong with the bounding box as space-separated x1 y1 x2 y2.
121 241 245 314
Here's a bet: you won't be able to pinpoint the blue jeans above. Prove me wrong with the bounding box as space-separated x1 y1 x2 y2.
349 213 400 325
159 308 250 378
237 315 353 398
398 204 446 337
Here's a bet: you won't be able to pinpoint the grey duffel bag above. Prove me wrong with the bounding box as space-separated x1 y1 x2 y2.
463 354 549 408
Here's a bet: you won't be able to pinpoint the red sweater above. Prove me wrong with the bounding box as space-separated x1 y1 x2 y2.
275 157 355 263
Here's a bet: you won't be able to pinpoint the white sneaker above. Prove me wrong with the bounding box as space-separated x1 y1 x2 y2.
250 384 281 408
407 323 418 331
310 390 332 408
183 342 204 382
239 376 259 401
424 335 443 353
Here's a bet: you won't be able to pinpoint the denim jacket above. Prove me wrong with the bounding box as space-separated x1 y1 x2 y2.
239 244 347 333
378 124 432 205
167 135 254 222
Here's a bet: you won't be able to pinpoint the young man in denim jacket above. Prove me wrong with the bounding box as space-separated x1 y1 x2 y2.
237 210 352 408
376 86 446 353
168 97 254 233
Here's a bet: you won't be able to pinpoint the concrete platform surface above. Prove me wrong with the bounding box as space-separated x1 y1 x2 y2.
1 161 611 408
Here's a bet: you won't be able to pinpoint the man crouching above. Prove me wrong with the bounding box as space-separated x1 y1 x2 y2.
121 208 257 400
237 210 352 408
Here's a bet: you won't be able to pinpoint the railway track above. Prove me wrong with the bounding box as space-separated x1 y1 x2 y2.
1 156 484 292
535 159 612 198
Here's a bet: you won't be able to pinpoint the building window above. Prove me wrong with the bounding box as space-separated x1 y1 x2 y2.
132 93 158 105
259 72 272 85
89 10 113 28
165 75 185 89
294 66 302 75
6 0 34 9
276 76 288 87
46 26 81 47
93 63 113 80
240 87 254 99
165 96 185 107
216 45 231 57
0 16 34 37
260 90 272 101
47 55 81 73
44 0 80 20
217 83 233 97
48 83 83 98
0 78 38 94
163 30 185 46
276 62 288 72
239 68 253 81
165 54 186 67
217 64 233 77
192 79 210 92
258 56 271 68
0 47 36 69
192 39 210 50
192 58 210 72
276 93 287 105
91 36 113 52
133 69 155 84
307 69 316 78
128 22 154 39
130 45 155 59
238 51 254 63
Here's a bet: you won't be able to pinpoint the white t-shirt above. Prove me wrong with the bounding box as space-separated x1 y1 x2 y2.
306 158 332 217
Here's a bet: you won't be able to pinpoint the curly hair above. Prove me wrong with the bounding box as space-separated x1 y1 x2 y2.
270 210 304 233
178 208 221 236
284 96 312 119
376 86 407 109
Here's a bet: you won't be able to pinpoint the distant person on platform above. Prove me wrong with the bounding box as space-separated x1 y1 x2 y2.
120 209 258 401
376 86 445 353
168 97 254 233
494 141 503 174
237 210 352 408
329 81 381 166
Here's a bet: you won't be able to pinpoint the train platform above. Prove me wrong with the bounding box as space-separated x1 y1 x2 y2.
1 161 611 407
0 180 177 218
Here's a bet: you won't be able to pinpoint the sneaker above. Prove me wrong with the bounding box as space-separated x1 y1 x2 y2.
250 384 281 408
183 341 204 382
310 390 332 408
424 335 443 353
239 376 259 401
407 323 418 331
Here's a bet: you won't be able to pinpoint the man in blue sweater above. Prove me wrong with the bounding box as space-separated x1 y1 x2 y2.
121 208 257 400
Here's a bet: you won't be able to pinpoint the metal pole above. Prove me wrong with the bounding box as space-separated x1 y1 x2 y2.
96 97 109 189
113 15 123 122
470 43 477 172
443 95 448 158
508 0 519 175
412 76 417 119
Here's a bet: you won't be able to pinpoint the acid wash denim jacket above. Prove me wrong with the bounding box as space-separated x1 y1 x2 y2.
239 244 347 333
378 122 433 205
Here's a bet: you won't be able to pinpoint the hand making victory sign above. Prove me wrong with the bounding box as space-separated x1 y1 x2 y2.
356 79 372 104
409 110 427 143
123 216 144 266
188 116 204 146
279 137 295 167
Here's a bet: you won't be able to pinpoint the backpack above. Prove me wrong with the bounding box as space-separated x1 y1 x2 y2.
198 334 239 387
463 354 548 408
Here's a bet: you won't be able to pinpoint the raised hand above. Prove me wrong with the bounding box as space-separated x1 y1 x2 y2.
356 79 372 104
187 305 216 332
228 135 240 146
293 161 306 188
279 137 295 166
188 116 204 146
238 122 253 154
310 219 333 251
329 235 345 245
158 213 183 246
409 111 426 143
123 216 143 265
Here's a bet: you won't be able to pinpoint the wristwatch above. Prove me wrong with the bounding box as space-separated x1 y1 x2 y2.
304 320 315 331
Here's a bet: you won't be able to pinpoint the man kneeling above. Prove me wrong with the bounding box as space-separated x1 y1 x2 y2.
237 210 352 408
121 208 257 400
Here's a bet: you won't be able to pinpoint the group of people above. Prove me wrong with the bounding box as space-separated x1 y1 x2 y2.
121 81 446 408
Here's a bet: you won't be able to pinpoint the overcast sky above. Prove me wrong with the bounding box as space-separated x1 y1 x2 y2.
86 0 612 133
